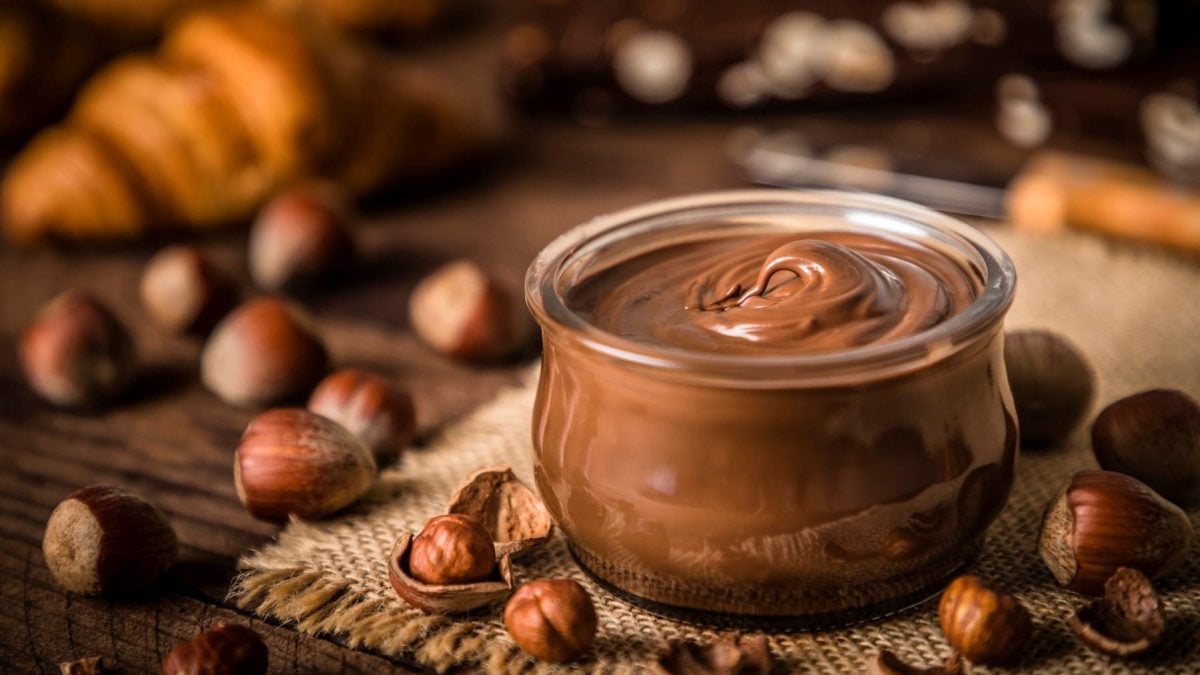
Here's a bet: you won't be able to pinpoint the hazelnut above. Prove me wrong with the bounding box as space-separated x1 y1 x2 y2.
59 656 107 674
248 183 355 292
20 291 135 408
234 408 377 521
869 650 963 675
1092 389 1200 507
1039 470 1193 595
654 635 773 675
201 297 328 408
307 369 416 467
446 465 554 558
409 260 527 362
504 578 597 663
160 623 268 675
409 514 496 585
42 485 177 596
937 574 1031 665
387 532 513 614
1069 567 1165 657
1003 330 1094 447
140 246 237 336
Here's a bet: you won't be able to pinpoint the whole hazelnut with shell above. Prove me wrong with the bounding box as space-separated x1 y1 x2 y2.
42 485 177 596
504 578 598 663
160 623 268 675
409 260 527 362
234 408 377 522
937 574 1031 665
1039 470 1193 595
1092 389 1200 507
307 369 416 467
1003 330 1094 447
201 297 327 408
140 245 236 335
408 514 496 585
20 291 135 408
248 182 355 293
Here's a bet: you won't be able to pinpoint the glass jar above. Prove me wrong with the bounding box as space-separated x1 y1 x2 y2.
525 190 1018 620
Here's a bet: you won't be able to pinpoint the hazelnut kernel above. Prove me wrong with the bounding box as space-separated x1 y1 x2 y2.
140 245 236 335
248 183 355 292
504 578 597 663
234 408 377 522
20 291 135 408
201 297 327 408
160 623 268 675
409 514 496 585
937 574 1031 665
1092 389 1200 507
42 485 177 596
307 369 416 467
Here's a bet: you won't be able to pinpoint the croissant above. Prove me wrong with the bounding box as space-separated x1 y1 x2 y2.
1 6 488 244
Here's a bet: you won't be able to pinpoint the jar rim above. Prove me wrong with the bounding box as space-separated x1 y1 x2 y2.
525 189 1017 386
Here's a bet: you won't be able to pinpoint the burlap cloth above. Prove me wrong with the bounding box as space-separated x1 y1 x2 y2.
233 227 1200 673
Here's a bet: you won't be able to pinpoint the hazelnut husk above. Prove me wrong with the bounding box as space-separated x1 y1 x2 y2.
504 578 598 663
446 465 554 558
307 369 416 467
653 635 773 675
869 650 963 675
140 245 236 336
234 408 377 522
409 259 527 362
937 574 1031 665
20 291 135 408
408 514 496 585
160 623 268 675
248 183 355 292
1004 330 1094 447
387 532 514 614
1092 389 1200 508
1069 567 1165 657
42 485 177 596
201 297 328 408
1039 470 1193 595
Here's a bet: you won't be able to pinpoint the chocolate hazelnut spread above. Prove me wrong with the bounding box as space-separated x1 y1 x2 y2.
569 232 979 355
526 192 1018 619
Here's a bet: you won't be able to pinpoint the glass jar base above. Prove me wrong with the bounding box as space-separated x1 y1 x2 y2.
568 539 982 629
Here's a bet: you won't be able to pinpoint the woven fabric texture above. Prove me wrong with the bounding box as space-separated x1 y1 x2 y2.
234 227 1200 673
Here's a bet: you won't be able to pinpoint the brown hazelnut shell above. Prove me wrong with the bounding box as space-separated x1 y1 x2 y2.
160 622 268 675
139 245 236 336
409 259 527 362
868 650 963 675
937 574 1031 665
1069 567 1165 657
307 368 415 467
1092 389 1200 508
1039 470 1193 595
1004 330 1094 447
387 533 513 614
653 635 774 675
447 465 554 558
248 183 355 293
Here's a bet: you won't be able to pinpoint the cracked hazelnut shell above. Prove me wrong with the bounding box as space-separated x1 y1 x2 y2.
409 260 526 362
307 369 415 467
1092 389 1200 508
653 635 773 675
140 245 236 336
160 623 268 675
42 485 177 596
1004 330 1094 447
1039 470 1193 595
504 578 597 663
248 183 355 293
234 408 377 522
408 514 496 585
387 532 513 614
201 297 328 408
447 465 554 558
1069 567 1164 657
937 574 1031 665
20 291 135 408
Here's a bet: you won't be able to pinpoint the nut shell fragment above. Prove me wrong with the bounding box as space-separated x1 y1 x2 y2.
387 533 513 614
447 465 553 557
652 635 772 675
1069 567 1165 657
870 650 963 675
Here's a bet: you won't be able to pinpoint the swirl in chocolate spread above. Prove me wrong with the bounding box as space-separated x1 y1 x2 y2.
569 231 980 354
